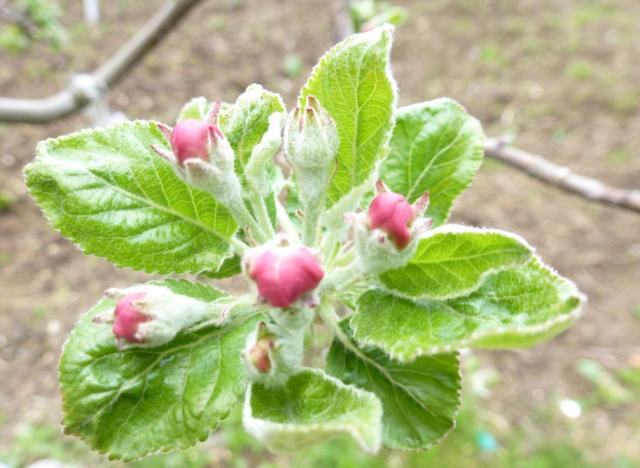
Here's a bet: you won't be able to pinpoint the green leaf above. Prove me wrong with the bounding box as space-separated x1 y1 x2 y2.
201 255 241 279
177 96 212 121
379 226 532 299
381 98 485 226
219 84 285 174
24 120 237 275
243 369 382 454
326 323 461 450
154 278 227 301
60 280 261 461
353 259 584 361
300 25 396 208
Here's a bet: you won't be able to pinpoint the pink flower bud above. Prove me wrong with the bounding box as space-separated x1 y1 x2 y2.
249 336 274 373
249 246 324 308
170 119 220 165
112 292 150 343
368 191 414 249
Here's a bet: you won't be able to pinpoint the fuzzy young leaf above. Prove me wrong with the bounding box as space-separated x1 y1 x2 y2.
219 84 285 176
177 96 212 121
353 259 584 360
326 324 461 450
60 280 261 461
201 255 241 279
243 369 382 454
300 25 396 208
158 278 228 301
379 226 532 299
381 98 485 226
24 121 237 275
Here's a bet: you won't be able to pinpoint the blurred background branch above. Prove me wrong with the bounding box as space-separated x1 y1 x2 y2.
485 138 640 213
0 0 638 215
0 0 202 123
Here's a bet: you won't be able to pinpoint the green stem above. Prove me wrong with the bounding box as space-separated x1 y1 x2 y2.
275 198 300 241
187 295 260 332
229 236 250 256
249 191 275 239
302 200 322 247
319 261 363 297
230 198 268 243
319 304 369 363
321 230 339 265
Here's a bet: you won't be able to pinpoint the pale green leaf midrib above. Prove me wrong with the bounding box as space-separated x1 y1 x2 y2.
404 117 431 194
347 339 437 420
351 40 383 186
39 155 230 242
411 246 528 265
71 319 250 435
406 119 471 200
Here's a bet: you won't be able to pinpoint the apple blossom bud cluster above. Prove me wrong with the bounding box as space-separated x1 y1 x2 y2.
247 242 324 309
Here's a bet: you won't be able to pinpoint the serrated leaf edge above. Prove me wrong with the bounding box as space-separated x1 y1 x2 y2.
243 368 383 454
379 224 535 301
299 24 398 208
354 252 585 363
329 328 463 452
23 119 235 276
388 97 485 225
58 282 257 462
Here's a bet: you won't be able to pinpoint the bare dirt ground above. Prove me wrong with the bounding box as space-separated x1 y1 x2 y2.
0 0 639 464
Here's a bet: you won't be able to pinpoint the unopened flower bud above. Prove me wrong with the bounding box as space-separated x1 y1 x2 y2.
153 100 235 174
113 292 150 343
242 321 304 383
368 183 431 250
249 335 274 373
285 96 338 168
248 245 324 308
152 106 244 214
170 119 217 164
284 96 338 208
348 184 431 274
98 285 213 347
368 192 414 249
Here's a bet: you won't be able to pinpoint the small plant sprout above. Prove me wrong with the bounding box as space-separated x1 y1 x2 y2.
24 25 584 460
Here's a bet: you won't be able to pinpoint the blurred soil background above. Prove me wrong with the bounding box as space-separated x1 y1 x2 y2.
0 0 639 466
